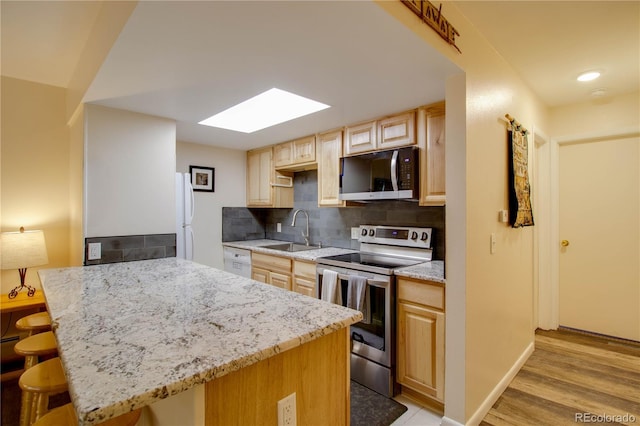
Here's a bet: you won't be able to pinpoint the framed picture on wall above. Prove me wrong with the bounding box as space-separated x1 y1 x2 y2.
190 165 215 192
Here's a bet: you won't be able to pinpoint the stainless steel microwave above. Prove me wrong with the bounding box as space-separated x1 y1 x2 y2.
339 146 419 201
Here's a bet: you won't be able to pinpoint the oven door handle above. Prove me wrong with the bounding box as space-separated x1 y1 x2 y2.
333 273 389 288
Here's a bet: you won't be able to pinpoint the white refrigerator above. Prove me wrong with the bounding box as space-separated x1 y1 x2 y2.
176 173 195 260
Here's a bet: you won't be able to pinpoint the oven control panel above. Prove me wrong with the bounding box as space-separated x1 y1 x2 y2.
359 225 432 248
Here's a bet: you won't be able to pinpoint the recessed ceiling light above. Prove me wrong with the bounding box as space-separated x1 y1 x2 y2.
199 88 330 133
577 71 601 82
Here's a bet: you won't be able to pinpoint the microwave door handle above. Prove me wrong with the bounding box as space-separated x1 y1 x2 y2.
391 150 399 192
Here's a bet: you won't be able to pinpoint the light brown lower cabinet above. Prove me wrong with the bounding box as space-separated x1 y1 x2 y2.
396 277 445 403
293 259 316 297
251 252 292 291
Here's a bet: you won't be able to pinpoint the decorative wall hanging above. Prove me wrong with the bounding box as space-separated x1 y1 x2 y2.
190 165 215 192
401 0 461 53
505 114 534 227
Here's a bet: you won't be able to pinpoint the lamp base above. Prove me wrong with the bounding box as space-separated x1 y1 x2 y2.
8 283 36 299
9 268 37 299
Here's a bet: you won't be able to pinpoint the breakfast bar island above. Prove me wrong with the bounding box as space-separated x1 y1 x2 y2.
38 258 362 425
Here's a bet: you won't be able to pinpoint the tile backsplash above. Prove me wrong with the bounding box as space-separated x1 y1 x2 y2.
84 233 176 265
222 170 445 260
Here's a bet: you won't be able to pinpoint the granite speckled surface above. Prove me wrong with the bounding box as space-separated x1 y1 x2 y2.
39 258 362 425
394 260 445 283
224 240 444 282
223 239 357 261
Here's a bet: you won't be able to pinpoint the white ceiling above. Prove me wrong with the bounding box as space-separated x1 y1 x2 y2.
455 1 639 107
2 1 638 150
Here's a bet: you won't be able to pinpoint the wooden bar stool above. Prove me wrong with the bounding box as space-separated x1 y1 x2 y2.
32 403 142 426
16 312 52 336
14 331 58 370
18 357 68 426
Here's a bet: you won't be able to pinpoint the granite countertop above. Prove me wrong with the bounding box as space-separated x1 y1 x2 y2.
38 258 362 425
225 240 445 283
394 260 445 283
223 239 357 261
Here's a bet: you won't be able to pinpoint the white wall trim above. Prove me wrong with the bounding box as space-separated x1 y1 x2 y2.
465 342 535 426
532 126 554 330
440 416 465 426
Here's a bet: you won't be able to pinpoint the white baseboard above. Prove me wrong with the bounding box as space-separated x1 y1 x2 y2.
465 341 535 426
441 416 465 426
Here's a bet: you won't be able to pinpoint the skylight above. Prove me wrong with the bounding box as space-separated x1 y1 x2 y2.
198 88 330 133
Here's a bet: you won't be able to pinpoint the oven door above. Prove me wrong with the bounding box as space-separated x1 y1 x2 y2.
316 265 393 368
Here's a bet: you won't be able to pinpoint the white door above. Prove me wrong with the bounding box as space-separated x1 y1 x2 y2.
558 136 639 341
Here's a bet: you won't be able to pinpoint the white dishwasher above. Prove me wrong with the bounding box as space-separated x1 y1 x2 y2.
223 247 252 278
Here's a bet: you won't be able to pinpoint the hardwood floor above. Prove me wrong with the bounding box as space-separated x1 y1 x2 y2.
481 328 640 426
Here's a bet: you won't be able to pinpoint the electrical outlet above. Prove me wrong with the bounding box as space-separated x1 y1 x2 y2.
277 223 282 232
351 227 360 240
277 393 296 426
88 243 102 260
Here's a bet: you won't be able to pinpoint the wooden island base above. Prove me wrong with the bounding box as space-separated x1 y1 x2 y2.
206 327 350 425
146 328 350 426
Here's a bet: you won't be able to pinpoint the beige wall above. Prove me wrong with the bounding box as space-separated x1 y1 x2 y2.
66 1 137 122
68 106 85 266
377 2 549 424
1 77 73 292
550 91 640 138
176 141 246 269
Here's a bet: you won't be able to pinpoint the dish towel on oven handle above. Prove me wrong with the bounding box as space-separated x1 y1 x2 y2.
347 275 371 324
321 269 342 305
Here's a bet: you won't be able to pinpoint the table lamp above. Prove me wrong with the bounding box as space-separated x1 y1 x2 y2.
1 227 49 299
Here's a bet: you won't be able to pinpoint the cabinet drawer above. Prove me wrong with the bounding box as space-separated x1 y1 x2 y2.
397 278 444 311
294 260 316 278
294 276 315 298
252 252 292 273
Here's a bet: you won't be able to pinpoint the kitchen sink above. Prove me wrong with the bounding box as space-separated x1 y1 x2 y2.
262 243 316 252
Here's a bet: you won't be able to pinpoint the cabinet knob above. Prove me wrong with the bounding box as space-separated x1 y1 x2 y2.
561 240 570 247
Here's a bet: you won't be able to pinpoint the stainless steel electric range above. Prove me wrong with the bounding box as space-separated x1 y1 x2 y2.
315 225 433 397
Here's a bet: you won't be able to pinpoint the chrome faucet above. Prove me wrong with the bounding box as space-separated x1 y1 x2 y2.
291 209 310 246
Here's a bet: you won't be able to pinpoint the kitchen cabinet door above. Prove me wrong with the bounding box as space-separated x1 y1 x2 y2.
247 147 293 208
270 271 292 291
251 267 269 284
317 130 345 207
378 111 416 150
344 120 377 156
274 142 294 168
293 260 316 297
247 147 273 206
293 135 316 164
396 277 445 403
418 102 446 206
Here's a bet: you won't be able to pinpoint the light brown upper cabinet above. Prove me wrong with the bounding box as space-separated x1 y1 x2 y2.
274 135 316 170
344 120 377 155
418 102 446 206
344 111 416 156
247 146 294 208
378 111 416 150
316 130 345 207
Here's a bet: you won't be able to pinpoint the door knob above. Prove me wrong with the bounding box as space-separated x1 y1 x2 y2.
561 240 570 247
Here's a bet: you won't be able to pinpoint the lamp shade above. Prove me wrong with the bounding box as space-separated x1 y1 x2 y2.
1 229 49 270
